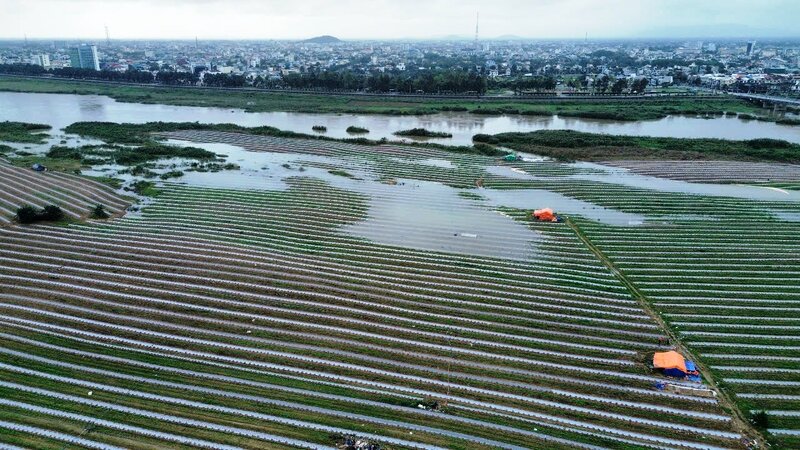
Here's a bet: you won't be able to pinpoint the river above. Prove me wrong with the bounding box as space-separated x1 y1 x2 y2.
2 91 800 146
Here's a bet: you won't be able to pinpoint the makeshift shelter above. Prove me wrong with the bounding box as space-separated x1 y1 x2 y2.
533 208 558 222
653 351 700 379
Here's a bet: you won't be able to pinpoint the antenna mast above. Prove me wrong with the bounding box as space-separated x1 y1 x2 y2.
105 25 110 46
474 12 479 49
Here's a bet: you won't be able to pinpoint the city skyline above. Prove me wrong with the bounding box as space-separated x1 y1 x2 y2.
2 0 800 41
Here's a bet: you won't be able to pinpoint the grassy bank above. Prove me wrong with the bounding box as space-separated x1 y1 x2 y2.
474 129 800 163
0 76 771 121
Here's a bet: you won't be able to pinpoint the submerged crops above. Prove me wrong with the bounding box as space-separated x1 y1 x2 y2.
4 131 800 449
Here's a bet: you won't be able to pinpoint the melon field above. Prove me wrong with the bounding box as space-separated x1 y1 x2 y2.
1 128 799 449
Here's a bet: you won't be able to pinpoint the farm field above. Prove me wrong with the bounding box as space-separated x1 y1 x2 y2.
597 160 800 183
1 128 799 449
0 159 131 223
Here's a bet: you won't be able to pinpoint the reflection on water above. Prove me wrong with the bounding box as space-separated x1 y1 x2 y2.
570 162 800 202
3 91 800 147
339 179 543 260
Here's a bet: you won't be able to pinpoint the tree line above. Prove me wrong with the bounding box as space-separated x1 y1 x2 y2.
0 63 647 94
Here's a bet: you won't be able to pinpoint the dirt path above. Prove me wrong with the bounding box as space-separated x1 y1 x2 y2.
565 217 762 449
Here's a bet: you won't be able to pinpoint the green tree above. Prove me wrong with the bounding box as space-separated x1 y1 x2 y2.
91 204 110 219
15 205 38 224
611 78 628 94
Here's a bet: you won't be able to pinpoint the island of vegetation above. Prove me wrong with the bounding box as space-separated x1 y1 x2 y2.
474 129 800 163
393 128 453 138
346 126 369 134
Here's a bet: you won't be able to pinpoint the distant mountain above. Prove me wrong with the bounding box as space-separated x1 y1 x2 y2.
303 35 342 44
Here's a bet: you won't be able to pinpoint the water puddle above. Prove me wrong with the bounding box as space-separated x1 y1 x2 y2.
339 179 542 260
476 188 646 226
486 165 536 179
774 211 800 222
571 162 800 203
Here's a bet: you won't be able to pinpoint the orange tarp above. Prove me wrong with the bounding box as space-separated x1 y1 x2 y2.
653 351 687 372
533 208 556 222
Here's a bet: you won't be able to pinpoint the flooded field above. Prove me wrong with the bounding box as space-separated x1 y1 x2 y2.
3 91 800 146
5 92 800 449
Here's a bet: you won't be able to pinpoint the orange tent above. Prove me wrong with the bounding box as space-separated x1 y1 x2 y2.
653 351 687 373
533 208 557 222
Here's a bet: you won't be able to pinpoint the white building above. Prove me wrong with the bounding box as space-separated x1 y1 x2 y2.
31 54 50 68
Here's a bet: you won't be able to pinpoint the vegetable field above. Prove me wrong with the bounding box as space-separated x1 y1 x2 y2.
1 130 797 449
0 160 130 223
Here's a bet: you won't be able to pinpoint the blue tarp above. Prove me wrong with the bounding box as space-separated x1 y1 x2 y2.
663 368 686 378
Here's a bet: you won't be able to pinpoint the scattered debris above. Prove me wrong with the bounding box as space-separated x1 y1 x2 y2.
339 435 381 450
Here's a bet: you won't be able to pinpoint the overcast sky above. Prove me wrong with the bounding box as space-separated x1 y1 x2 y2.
2 0 798 40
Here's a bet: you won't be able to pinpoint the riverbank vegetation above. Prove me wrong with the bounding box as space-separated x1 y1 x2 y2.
0 76 776 121
46 142 216 166
0 121 51 143
63 121 505 157
393 128 453 138
474 130 800 163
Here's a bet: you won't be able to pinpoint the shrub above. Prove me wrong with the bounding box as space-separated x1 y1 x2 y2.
15 204 64 224
91 204 110 219
159 170 184 180
750 410 769 430
15 205 39 224
346 126 369 134
393 128 453 138
40 205 64 221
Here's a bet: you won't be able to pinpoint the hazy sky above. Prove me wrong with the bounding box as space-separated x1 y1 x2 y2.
2 0 798 40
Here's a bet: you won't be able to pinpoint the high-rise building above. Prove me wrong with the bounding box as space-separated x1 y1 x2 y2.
746 41 756 56
69 44 100 70
31 54 50 68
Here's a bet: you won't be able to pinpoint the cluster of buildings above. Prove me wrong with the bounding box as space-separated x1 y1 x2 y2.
1 37 799 94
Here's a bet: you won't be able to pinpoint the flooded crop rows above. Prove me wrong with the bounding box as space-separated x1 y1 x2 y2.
600 160 800 183
0 160 130 222
0 166 746 449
